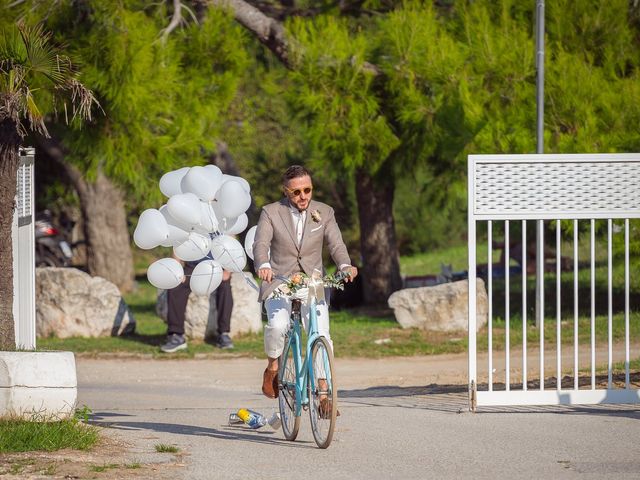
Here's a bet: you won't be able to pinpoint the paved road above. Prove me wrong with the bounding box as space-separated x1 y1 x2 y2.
77 356 640 479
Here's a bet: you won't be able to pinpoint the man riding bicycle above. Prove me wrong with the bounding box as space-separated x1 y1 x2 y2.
253 165 358 413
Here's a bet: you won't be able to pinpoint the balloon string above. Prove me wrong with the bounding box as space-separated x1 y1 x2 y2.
184 240 259 292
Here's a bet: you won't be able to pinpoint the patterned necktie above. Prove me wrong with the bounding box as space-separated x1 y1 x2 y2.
296 211 304 246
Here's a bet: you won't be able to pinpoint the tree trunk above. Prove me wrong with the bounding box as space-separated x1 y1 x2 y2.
76 172 135 292
0 120 21 349
37 137 134 292
355 167 402 304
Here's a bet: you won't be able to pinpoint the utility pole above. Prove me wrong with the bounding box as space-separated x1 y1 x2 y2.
535 0 545 327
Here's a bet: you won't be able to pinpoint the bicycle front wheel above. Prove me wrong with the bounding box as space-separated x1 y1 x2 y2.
308 336 337 449
278 337 300 441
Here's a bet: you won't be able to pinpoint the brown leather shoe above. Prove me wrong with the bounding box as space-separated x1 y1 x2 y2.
262 368 278 399
318 398 340 419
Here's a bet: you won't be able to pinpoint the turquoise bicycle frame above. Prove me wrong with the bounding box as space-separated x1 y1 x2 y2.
284 297 332 417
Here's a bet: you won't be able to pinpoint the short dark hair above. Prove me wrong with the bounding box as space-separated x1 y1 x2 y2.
282 165 312 185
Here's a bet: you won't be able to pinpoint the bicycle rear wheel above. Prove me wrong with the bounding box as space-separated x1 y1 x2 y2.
308 336 337 449
278 337 300 441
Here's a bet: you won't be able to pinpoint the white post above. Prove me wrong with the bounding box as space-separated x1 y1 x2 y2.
488 220 493 391
573 220 579 390
522 220 527 391
556 220 561 390
505 221 510 391
468 158 477 411
625 219 630 388
12 148 36 350
535 0 545 328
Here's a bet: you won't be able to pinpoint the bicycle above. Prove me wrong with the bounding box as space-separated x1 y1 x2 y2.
276 271 347 449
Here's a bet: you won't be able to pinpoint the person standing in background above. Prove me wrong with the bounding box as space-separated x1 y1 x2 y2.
161 261 234 352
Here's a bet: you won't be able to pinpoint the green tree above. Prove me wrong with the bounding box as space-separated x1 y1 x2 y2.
211 0 640 302
8 1 249 291
272 3 468 301
0 23 96 349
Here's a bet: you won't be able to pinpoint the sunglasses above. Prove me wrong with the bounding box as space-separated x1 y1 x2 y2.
285 186 313 197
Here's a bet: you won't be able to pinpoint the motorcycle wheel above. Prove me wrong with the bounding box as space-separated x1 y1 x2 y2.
36 250 65 268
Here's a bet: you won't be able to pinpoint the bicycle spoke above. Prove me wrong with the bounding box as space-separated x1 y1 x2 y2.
308 337 337 449
278 339 300 441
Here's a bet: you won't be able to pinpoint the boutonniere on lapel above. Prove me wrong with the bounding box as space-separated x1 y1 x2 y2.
310 209 322 223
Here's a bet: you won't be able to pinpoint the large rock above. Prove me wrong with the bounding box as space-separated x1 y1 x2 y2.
387 278 488 332
36 267 135 338
156 272 262 340
0 352 77 420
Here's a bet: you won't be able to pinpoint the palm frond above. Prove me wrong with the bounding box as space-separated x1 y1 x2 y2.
0 22 99 139
0 26 27 65
24 85 47 135
18 23 71 85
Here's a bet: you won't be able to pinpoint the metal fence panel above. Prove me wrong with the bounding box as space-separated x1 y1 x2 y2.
468 153 640 410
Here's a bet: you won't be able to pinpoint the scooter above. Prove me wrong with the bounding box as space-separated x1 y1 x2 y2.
35 211 73 267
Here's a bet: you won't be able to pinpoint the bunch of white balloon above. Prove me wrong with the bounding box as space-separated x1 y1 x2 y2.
133 165 259 295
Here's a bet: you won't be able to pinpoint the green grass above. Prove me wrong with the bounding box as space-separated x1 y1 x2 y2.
90 463 119 472
0 414 99 453
37 242 640 359
400 243 471 276
481 312 640 352
38 279 261 358
36 276 468 358
155 443 179 453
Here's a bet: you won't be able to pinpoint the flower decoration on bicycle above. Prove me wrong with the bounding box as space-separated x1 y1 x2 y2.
271 269 346 302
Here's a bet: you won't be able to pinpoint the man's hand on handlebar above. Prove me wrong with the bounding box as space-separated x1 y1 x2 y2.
258 267 273 283
341 266 358 283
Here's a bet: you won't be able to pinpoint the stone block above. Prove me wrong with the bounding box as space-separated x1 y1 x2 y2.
387 278 488 332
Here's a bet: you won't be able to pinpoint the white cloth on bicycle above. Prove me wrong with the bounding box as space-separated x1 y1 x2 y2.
263 296 332 369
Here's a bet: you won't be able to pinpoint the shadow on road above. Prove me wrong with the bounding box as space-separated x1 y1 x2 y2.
338 384 640 419
89 412 314 448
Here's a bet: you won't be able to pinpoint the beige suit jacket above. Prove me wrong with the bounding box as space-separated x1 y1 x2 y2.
253 198 351 302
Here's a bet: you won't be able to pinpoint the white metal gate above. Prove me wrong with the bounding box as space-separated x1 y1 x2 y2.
468 153 640 410
12 147 36 350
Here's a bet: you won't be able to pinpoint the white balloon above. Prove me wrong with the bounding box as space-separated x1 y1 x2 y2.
180 166 222 202
160 204 192 231
159 167 189 198
210 235 247 272
174 232 211 262
167 192 202 227
160 223 190 247
218 215 236 233
203 165 225 195
244 225 257 260
133 209 169 250
147 258 184 289
215 180 251 219
198 201 219 233
189 259 223 296
221 213 248 235
222 174 251 193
